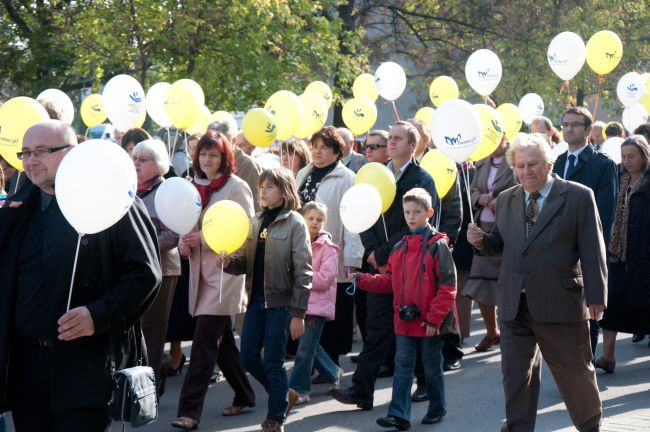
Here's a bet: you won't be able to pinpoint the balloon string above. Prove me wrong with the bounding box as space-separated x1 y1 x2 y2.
592 75 605 120
166 127 172 157
184 134 189 176
219 252 224 304
461 163 474 225
381 214 389 242
13 171 21 195
66 233 84 312
390 101 400 121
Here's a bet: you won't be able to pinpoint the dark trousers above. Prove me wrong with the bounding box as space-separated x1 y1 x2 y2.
320 283 354 365
354 288 368 342
10 340 109 432
589 319 599 356
142 275 177 395
350 291 395 399
178 316 255 421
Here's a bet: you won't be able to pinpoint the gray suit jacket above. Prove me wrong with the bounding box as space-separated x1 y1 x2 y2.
481 176 607 323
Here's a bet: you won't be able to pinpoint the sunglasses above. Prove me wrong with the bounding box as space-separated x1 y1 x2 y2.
365 144 387 151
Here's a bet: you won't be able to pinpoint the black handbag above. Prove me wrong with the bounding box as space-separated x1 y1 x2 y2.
107 322 158 428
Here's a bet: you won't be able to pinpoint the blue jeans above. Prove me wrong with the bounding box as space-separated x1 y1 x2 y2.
240 293 291 422
289 315 339 394
388 334 445 421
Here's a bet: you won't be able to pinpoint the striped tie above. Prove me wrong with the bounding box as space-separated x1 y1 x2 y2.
526 191 541 237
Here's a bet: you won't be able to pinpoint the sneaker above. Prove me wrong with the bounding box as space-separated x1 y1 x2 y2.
261 418 285 432
331 366 344 390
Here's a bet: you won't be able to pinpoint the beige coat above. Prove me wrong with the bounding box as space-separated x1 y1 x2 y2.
234 146 262 213
296 162 364 282
186 175 254 316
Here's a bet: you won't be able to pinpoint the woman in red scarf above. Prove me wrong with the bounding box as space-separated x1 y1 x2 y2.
172 131 256 430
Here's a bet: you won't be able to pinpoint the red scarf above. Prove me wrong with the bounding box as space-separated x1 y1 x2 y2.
136 176 160 197
195 175 230 208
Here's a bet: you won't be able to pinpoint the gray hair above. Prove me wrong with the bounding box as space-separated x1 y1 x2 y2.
365 129 389 145
208 119 237 141
132 138 171 175
505 133 556 167
336 127 354 146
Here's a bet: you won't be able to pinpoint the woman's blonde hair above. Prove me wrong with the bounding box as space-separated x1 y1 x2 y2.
259 167 301 211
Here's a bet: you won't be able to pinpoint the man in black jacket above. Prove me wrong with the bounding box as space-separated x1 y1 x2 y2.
553 107 618 356
330 121 462 409
0 120 162 431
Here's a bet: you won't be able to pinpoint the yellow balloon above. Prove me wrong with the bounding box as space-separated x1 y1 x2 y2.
164 81 201 129
639 94 650 116
342 96 377 136
470 104 504 162
80 94 107 128
415 107 436 128
186 106 212 135
305 81 333 109
175 78 205 106
585 30 623 75
264 90 304 141
242 108 277 147
420 149 457 199
202 200 249 255
429 76 459 107
355 162 396 213
0 97 50 171
353 73 379 102
295 92 328 139
496 103 522 140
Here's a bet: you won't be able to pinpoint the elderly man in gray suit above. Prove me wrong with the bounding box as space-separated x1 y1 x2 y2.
467 133 606 432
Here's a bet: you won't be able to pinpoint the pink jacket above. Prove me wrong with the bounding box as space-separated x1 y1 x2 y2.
307 233 339 320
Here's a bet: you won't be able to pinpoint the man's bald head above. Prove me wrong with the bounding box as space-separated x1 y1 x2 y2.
22 120 77 194
336 127 354 155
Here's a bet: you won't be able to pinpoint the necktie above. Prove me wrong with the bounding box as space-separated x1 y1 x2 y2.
526 191 541 237
565 154 576 178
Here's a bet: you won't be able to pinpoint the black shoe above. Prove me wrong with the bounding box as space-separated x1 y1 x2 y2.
422 412 445 424
311 373 328 384
166 353 187 377
350 355 359 363
378 365 394 378
411 386 428 402
632 334 645 343
376 415 411 430
443 359 461 371
329 387 373 410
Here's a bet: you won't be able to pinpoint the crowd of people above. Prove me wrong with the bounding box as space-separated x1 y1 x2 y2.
0 99 649 432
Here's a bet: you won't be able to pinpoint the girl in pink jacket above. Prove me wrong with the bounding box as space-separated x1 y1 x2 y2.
287 201 343 409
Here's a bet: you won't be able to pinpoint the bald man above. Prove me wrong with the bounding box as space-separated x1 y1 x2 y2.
0 120 161 431
337 127 367 173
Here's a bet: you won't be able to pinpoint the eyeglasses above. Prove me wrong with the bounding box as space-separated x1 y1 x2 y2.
365 144 387 151
561 122 586 129
132 156 152 164
16 145 71 160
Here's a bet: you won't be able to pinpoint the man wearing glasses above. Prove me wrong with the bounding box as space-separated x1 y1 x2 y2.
553 106 618 357
0 120 161 431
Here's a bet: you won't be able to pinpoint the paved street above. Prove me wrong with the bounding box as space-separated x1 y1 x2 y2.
5 307 650 431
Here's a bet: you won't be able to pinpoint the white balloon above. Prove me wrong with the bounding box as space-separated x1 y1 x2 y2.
431 99 483 163
622 103 648 133
551 141 568 159
600 137 625 164
465 49 502 96
547 32 586 81
102 74 146 132
340 183 382 234
154 177 202 235
146 82 172 127
374 62 407 101
37 89 74 125
616 72 646 107
56 140 137 234
518 93 545 125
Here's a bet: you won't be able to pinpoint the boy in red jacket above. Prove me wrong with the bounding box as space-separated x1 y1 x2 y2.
350 187 457 430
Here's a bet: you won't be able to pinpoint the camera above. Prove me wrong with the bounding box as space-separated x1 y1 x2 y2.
398 304 420 322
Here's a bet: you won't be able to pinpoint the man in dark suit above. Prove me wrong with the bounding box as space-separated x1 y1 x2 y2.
330 121 462 409
468 134 606 432
0 120 162 431
553 106 617 355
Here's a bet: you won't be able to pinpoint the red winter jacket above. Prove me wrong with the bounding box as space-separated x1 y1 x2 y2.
357 227 457 337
